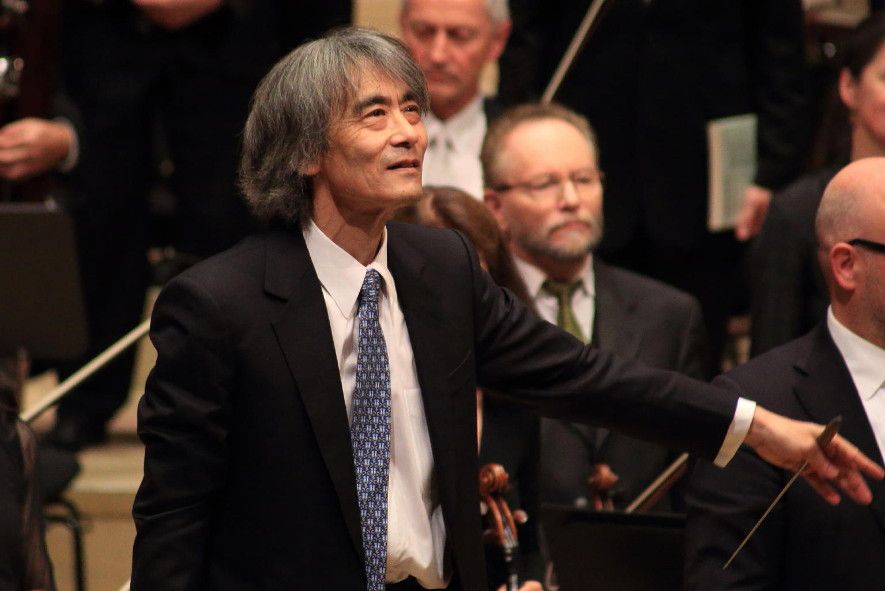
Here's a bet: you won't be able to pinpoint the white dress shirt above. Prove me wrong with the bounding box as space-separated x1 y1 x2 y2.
512 254 755 467
303 221 447 588
827 308 885 461
422 94 486 201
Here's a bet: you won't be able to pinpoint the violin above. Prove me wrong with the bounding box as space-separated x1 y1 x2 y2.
479 463 527 591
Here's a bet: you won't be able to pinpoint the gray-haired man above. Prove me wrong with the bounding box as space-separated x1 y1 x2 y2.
131 28 882 591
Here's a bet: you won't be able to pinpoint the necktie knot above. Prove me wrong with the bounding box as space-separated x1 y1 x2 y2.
360 269 383 309
542 278 582 301
542 278 587 342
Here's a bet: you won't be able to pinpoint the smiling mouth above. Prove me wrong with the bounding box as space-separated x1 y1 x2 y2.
387 159 421 170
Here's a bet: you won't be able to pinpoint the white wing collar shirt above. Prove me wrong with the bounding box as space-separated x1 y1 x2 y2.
827 307 885 461
422 94 486 201
303 221 448 588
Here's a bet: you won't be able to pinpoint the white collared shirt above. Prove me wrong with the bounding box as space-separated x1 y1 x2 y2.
512 254 754 467
303 221 447 588
827 307 885 460
422 95 486 200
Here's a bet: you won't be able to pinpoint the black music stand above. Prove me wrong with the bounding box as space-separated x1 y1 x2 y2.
0 202 87 359
542 506 685 591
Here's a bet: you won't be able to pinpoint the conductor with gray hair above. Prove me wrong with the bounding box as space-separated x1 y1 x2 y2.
132 28 883 591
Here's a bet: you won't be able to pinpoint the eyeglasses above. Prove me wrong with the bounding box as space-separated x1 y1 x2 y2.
847 238 885 254
492 168 605 201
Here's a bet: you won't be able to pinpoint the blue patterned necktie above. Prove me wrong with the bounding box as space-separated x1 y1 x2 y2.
352 268 391 591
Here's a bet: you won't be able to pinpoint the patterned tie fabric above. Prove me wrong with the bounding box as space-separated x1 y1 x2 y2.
542 278 587 343
351 268 392 591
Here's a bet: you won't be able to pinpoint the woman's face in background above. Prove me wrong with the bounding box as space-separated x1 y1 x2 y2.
842 41 885 150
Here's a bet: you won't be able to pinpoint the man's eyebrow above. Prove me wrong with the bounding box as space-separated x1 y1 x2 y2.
352 91 419 114
353 94 391 114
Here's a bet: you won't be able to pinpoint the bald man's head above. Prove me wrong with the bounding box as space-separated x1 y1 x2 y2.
816 157 885 347
816 158 885 252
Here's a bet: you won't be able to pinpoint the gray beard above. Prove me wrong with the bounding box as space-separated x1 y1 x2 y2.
518 219 604 263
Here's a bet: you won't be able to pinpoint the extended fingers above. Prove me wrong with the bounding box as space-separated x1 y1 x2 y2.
802 472 840 506
826 436 885 480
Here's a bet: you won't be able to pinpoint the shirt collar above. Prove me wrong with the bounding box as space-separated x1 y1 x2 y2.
513 254 595 299
424 94 485 155
827 307 885 401
303 220 392 319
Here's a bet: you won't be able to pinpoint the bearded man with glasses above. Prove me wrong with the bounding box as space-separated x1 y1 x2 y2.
483 103 711 513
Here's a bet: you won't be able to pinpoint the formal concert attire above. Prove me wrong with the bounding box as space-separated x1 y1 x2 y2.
133 222 751 590
685 311 885 590
514 256 708 511
422 97 502 200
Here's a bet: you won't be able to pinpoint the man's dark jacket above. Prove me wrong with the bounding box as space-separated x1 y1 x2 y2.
132 223 737 590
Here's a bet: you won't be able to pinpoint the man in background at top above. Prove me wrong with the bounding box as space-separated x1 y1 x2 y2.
400 0 511 200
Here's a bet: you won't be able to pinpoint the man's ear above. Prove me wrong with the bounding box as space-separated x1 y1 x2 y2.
299 158 321 177
830 242 859 292
484 188 508 234
838 68 858 112
487 19 512 62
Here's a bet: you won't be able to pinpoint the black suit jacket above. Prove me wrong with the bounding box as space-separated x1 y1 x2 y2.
684 323 885 590
132 224 738 590
499 0 808 252
541 260 709 510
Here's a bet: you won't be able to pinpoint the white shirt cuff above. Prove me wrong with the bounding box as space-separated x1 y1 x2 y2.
713 397 756 467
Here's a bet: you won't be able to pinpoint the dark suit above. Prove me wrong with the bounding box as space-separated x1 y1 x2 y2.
541 260 709 511
684 323 885 590
132 224 738 590
499 0 809 362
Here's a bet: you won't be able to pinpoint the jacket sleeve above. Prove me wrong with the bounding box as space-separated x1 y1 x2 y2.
131 274 236 591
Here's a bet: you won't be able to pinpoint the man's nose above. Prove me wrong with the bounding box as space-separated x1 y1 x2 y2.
559 178 581 208
429 30 449 63
391 113 421 146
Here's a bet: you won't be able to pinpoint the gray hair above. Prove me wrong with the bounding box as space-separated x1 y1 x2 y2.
481 102 598 187
239 27 429 227
401 0 510 24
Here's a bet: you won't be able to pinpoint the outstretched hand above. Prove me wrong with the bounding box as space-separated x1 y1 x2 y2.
744 406 884 505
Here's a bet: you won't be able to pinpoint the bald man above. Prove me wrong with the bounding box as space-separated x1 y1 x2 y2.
684 157 885 590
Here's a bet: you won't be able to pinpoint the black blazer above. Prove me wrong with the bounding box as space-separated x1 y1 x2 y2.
540 260 709 510
499 0 808 252
684 323 885 590
132 224 738 590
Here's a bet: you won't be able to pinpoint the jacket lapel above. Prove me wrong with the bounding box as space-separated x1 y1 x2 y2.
386 230 461 528
793 324 885 535
592 260 640 449
592 260 640 360
264 231 364 561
